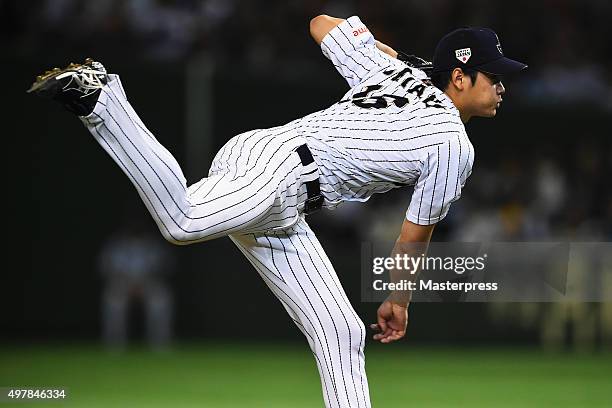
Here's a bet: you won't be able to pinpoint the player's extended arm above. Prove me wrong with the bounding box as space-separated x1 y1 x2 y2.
371 219 435 343
375 40 398 58
309 14 398 58
309 15 344 44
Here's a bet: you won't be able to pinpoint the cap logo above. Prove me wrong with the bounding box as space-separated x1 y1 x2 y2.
455 48 472 63
494 33 503 55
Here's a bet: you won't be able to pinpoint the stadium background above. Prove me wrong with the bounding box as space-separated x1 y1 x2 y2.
1 0 611 406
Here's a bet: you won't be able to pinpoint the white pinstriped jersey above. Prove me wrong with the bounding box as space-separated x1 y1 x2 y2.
292 16 474 225
208 15 473 227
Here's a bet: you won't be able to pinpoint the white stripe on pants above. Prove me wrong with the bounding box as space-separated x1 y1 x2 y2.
231 220 371 408
80 74 371 407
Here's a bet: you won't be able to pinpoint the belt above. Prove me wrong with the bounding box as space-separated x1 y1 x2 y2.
295 144 324 215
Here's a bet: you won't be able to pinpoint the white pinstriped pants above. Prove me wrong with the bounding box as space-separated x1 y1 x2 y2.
81 75 371 408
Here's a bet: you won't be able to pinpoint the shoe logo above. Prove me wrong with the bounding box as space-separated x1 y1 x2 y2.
455 48 472 63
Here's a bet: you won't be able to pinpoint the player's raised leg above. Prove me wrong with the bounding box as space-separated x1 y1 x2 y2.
28 59 289 244
230 218 371 408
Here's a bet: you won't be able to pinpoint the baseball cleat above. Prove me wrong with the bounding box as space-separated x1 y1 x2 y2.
27 58 108 116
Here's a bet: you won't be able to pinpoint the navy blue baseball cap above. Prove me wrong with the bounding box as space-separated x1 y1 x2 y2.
432 27 527 74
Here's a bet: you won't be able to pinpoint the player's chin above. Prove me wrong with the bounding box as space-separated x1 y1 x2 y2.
478 106 498 118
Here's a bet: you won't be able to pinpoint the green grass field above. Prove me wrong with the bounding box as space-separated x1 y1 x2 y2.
1 343 611 407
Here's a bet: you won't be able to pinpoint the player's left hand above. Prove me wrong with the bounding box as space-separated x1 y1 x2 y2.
370 300 408 343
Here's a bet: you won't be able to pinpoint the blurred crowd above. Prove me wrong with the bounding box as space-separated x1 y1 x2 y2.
5 0 611 242
4 0 612 109
4 0 609 242
358 138 612 243
447 143 612 241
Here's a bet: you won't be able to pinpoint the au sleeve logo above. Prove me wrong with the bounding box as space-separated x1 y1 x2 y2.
352 26 369 36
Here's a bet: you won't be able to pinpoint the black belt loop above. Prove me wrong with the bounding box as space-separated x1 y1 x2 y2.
296 144 323 215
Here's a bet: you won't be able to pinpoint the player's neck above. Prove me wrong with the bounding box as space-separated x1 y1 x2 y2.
444 91 471 123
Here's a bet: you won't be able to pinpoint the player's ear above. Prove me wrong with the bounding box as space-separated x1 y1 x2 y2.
450 68 467 91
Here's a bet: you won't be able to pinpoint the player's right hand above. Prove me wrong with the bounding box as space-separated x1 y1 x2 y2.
370 300 408 343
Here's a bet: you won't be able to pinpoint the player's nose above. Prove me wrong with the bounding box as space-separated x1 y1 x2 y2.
497 82 506 95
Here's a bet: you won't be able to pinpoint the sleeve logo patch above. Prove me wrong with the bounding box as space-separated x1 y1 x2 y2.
353 27 369 36
455 48 472 63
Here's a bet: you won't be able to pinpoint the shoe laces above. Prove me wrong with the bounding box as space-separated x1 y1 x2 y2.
57 67 107 97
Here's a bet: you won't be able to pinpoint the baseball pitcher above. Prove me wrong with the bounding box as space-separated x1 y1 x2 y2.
29 14 526 408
